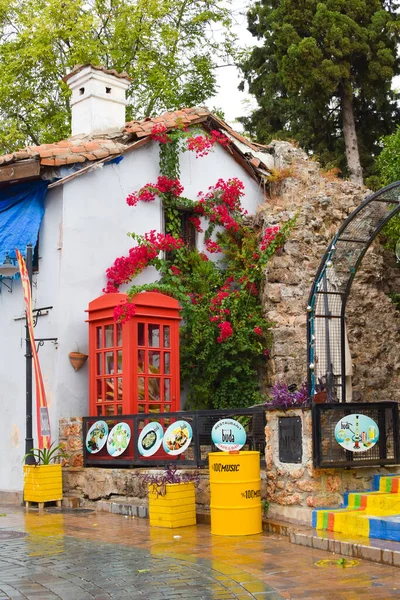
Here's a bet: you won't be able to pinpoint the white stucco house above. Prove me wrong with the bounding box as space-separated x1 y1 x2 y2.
0 64 275 498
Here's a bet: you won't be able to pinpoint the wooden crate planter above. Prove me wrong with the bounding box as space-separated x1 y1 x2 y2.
24 464 63 506
148 482 196 528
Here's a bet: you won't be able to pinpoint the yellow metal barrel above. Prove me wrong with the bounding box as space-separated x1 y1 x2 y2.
209 451 262 536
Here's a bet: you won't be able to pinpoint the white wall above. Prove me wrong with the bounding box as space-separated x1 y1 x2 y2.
0 139 267 493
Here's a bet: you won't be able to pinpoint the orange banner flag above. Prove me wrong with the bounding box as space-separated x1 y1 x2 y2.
16 249 51 449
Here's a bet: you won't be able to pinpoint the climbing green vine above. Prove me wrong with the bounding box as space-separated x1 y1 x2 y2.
106 123 296 409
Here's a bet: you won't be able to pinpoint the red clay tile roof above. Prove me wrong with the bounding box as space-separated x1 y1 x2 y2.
0 107 272 180
63 63 131 83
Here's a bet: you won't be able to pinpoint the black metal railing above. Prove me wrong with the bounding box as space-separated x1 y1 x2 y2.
313 402 400 468
83 406 266 468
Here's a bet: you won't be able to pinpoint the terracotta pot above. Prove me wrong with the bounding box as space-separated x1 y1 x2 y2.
68 352 88 372
313 391 328 404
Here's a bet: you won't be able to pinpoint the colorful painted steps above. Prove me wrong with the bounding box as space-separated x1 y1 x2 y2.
312 475 400 542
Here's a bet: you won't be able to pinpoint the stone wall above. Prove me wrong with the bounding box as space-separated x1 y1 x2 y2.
260 141 400 400
59 416 84 467
265 407 400 525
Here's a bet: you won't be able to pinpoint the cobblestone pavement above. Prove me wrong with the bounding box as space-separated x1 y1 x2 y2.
0 505 400 599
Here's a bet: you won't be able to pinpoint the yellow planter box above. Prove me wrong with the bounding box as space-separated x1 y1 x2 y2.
148 482 196 528
24 464 63 503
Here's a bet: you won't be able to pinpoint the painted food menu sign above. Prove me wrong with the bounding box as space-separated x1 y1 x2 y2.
138 422 164 457
211 418 246 452
334 414 379 452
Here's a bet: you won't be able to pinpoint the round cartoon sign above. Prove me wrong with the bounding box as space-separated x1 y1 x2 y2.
107 422 131 457
86 420 108 454
163 420 192 456
334 414 379 453
211 418 246 452
138 422 164 457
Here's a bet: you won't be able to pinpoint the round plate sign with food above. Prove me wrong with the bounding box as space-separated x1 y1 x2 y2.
86 420 108 454
138 422 164 457
107 422 131 457
334 414 379 453
211 418 246 452
163 420 192 456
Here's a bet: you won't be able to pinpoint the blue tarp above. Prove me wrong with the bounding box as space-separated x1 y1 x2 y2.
0 180 48 264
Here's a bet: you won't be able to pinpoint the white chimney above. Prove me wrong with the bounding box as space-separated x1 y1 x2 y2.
64 64 131 136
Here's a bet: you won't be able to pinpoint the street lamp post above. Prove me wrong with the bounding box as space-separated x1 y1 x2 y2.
24 244 35 465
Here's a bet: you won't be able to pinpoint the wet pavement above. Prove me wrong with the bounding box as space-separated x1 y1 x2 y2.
0 504 399 599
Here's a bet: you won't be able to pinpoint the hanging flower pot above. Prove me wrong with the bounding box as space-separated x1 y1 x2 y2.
68 352 88 372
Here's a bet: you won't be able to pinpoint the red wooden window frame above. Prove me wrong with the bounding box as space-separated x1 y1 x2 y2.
87 292 181 416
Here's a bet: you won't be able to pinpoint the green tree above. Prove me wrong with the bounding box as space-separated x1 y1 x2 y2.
0 0 235 152
239 0 400 185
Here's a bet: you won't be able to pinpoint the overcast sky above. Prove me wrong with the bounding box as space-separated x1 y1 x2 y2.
208 0 258 128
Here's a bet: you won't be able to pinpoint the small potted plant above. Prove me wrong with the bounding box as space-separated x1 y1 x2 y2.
23 442 68 508
313 378 328 403
138 465 199 529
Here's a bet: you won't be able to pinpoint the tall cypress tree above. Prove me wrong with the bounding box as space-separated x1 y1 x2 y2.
240 0 400 185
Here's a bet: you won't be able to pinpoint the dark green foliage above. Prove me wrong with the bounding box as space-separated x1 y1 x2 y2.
240 0 400 180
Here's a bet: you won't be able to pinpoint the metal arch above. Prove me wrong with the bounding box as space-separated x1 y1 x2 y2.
307 180 400 402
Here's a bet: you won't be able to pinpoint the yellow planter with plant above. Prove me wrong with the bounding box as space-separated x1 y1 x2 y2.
23 443 67 506
141 466 198 528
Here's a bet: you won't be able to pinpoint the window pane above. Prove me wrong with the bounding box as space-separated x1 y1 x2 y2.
97 406 103 416
105 352 114 374
164 326 170 348
117 351 122 373
117 378 123 400
117 323 122 347
138 377 145 400
97 353 102 376
96 379 102 402
164 379 170 401
105 378 115 401
105 405 115 416
148 351 160 374
138 404 145 413
117 405 122 415
164 405 171 412
105 325 114 348
96 327 102 349
148 378 160 400
148 325 160 347
138 350 145 372
138 323 145 346
164 352 170 374
149 404 161 413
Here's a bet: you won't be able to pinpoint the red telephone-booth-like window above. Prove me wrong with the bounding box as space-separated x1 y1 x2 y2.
87 292 181 416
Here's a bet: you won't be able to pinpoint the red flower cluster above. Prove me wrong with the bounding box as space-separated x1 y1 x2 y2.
113 301 136 324
150 123 170 144
186 129 230 158
195 178 245 233
254 326 262 335
205 239 222 253
170 265 181 275
189 216 203 232
155 176 183 197
105 232 184 293
217 321 233 343
126 176 184 207
260 226 280 251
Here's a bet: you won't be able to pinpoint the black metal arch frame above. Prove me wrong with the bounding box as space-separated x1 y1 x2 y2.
307 181 400 402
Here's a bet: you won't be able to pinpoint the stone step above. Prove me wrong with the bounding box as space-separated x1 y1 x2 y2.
96 499 148 518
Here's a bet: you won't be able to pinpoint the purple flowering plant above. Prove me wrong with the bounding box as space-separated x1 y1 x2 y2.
266 380 309 410
137 464 200 497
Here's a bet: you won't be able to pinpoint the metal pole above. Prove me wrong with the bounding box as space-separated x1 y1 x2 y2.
25 244 35 464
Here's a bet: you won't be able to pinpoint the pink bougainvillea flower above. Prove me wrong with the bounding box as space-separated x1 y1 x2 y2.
254 326 262 335
113 301 136 324
217 320 233 343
